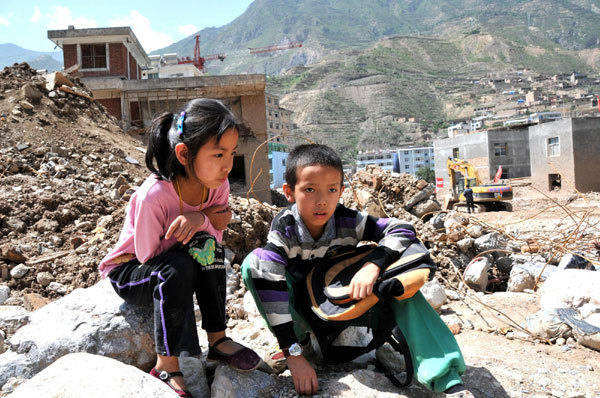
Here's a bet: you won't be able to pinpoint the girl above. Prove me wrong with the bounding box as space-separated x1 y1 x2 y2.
99 98 260 397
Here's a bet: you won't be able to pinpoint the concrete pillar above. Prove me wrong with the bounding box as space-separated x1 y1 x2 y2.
120 93 130 129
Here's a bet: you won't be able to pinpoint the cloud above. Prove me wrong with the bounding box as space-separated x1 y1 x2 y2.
178 24 198 37
46 6 97 30
0 14 11 27
109 11 173 52
30 6 42 23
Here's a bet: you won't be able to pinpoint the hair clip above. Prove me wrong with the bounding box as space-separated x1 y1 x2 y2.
176 111 186 135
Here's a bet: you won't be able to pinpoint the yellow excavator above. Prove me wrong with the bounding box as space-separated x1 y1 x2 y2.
443 157 513 212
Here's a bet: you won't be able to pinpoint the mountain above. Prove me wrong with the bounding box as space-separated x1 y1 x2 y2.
153 0 600 75
0 44 62 71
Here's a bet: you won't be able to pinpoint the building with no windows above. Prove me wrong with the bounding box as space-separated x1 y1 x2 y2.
48 26 271 202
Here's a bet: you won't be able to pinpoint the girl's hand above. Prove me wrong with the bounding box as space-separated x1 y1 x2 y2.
165 212 206 244
349 262 380 300
287 355 319 395
203 204 232 231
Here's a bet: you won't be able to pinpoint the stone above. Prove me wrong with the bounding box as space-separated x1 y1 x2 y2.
457 237 474 253
558 253 593 271
0 285 10 305
325 369 410 397
474 232 507 253
242 291 261 319
1 246 27 263
526 310 572 340
375 342 406 372
404 187 433 209
211 365 275 397
125 156 140 165
540 269 600 311
108 162 123 172
112 174 128 190
332 326 373 347
416 179 428 190
429 213 445 230
420 280 447 310
444 211 468 234
465 224 484 238
10 264 30 279
178 356 210 397
7 353 176 398
35 272 54 287
46 281 67 294
507 267 535 292
463 257 490 291
0 377 24 394
0 279 154 387
20 83 42 103
48 91 57 98
22 293 50 312
5 218 26 233
0 305 30 335
18 101 33 111
413 200 440 218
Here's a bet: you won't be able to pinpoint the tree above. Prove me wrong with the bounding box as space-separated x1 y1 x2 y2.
415 166 435 183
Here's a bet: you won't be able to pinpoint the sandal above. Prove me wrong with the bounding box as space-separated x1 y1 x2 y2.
149 368 192 398
207 336 261 372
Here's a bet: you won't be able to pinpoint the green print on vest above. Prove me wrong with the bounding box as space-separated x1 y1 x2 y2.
189 238 216 266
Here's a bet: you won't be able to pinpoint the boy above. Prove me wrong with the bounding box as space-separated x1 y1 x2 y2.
242 144 471 397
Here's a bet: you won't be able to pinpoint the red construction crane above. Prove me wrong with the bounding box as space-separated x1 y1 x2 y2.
178 35 226 72
248 41 303 55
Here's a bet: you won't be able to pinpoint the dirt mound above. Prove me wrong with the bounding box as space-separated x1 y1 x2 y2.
0 63 149 302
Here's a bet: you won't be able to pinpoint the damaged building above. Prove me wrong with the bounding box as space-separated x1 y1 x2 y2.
47 26 271 202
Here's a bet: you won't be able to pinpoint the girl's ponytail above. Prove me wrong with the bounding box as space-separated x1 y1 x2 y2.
145 112 176 180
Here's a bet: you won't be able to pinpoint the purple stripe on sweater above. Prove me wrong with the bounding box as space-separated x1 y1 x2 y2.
285 225 295 239
337 216 355 229
255 248 286 265
257 289 289 302
375 218 390 234
389 228 416 238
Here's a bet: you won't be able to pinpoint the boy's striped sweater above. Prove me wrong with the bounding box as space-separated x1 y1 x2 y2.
243 203 434 348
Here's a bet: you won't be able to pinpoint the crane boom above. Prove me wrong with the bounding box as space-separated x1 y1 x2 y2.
177 35 226 72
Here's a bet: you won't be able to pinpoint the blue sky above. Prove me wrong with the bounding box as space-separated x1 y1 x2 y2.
0 1 254 52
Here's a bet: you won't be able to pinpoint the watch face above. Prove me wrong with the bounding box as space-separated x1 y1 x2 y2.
159 371 169 380
289 343 302 356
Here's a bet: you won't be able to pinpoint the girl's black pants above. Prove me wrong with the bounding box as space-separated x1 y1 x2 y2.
107 233 226 357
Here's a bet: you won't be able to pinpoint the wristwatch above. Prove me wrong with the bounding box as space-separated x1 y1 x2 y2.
283 342 302 358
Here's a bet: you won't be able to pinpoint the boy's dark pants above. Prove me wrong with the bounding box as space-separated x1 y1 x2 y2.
108 234 226 357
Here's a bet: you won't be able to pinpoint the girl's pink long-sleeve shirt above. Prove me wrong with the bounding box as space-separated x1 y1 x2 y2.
98 174 229 278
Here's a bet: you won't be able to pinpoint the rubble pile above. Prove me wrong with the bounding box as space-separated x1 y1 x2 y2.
0 63 147 304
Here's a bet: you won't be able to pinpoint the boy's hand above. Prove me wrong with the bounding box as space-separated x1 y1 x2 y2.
203 204 232 231
165 212 206 244
287 355 318 395
349 262 380 300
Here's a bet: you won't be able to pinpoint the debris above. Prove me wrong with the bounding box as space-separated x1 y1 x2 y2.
463 257 491 291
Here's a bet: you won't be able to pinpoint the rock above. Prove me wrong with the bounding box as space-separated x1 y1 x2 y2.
1 246 27 263
21 293 50 312
429 213 445 230
178 356 210 397
20 83 43 103
242 291 260 319
0 286 10 305
540 269 600 311
46 281 67 294
211 365 275 397
113 175 128 190
325 369 410 397
35 272 54 287
463 257 491 291
18 100 33 111
413 200 440 218
332 326 373 347
465 224 484 238
577 333 600 351
0 306 30 335
108 162 123 172
33 218 59 232
444 211 468 234
558 253 593 271
404 187 432 210
125 156 140 165
0 377 24 394
420 280 447 310
474 232 507 253
10 264 30 279
5 218 26 233
510 257 557 283
416 179 429 190
0 279 154 387
525 310 572 340
507 267 535 292
375 342 406 372
457 237 474 253
7 353 176 398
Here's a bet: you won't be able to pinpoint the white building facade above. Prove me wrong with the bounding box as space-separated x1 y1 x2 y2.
396 146 435 175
